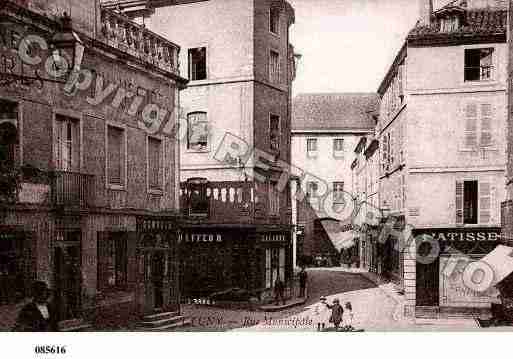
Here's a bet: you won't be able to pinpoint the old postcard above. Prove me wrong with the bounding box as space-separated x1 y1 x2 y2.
2 1 513 351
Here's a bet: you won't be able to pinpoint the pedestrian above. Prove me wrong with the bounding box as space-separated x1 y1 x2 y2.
12 281 58 332
342 301 354 331
274 277 286 305
312 296 330 331
298 267 308 298
326 298 344 331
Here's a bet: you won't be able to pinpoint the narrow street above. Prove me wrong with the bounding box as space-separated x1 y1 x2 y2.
179 269 384 331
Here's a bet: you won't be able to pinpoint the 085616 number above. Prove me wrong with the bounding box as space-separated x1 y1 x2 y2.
34 345 67 355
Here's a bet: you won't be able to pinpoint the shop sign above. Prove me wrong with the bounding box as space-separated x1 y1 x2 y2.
427 229 500 242
179 233 222 243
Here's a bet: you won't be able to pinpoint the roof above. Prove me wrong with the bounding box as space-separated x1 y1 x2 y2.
292 93 379 132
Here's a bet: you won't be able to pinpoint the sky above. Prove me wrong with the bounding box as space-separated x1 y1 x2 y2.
288 0 453 95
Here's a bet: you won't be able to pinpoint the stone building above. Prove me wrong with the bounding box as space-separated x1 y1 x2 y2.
109 0 299 302
0 0 187 330
291 93 378 267
376 0 507 318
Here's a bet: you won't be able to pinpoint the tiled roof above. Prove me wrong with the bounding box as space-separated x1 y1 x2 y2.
292 93 379 132
408 8 507 38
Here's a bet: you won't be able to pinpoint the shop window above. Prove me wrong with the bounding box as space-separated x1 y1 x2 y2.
0 100 18 166
464 48 493 82
269 114 280 151
148 136 162 191
265 249 271 289
107 125 126 187
269 50 280 84
188 47 207 81
270 7 280 34
97 233 128 290
55 115 80 172
0 232 29 304
187 112 208 151
279 248 285 282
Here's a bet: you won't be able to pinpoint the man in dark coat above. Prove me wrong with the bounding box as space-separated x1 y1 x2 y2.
298 267 308 298
326 298 344 331
13 281 58 332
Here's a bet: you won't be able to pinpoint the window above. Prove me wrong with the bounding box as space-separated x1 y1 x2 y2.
55 115 80 171
187 112 208 151
265 249 272 289
307 181 318 197
333 182 344 202
188 47 207 81
463 103 494 150
279 248 285 282
306 138 318 157
148 137 162 191
270 114 280 151
107 125 125 186
187 178 209 216
464 48 493 82
456 180 491 225
333 138 344 158
269 50 280 84
0 100 18 166
441 16 459 32
269 182 280 215
270 7 280 34
98 233 128 290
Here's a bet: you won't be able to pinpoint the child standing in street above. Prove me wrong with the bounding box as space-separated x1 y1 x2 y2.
312 296 330 331
343 301 354 331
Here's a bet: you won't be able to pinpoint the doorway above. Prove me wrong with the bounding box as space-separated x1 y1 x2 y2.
151 251 165 310
54 243 81 321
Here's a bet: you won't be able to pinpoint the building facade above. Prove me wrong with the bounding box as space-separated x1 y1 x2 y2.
138 0 298 302
375 0 508 318
0 0 187 329
291 93 378 267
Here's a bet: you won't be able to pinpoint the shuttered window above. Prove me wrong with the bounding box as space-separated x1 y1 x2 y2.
456 180 491 225
97 232 130 291
107 126 124 186
269 50 280 84
55 115 79 171
463 102 494 150
265 249 271 289
148 137 162 190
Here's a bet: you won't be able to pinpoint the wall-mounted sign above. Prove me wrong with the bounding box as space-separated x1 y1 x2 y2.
427 230 500 242
179 233 222 243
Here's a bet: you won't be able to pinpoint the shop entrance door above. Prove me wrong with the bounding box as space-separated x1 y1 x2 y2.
416 258 439 307
54 243 81 321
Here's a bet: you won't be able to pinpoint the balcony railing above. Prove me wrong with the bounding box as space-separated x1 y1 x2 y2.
51 171 96 208
99 7 180 75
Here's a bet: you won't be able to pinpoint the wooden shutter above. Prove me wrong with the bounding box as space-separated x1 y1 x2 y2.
108 127 123 185
480 104 493 148
479 181 491 224
456 181 464 224
464 103 478 149
54 118 65 170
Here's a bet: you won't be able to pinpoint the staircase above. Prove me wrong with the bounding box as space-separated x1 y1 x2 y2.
137 311 192 331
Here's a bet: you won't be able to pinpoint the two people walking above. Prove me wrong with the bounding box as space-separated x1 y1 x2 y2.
313 296 354 332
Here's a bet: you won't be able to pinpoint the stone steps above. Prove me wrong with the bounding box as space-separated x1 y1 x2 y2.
137 311 192 331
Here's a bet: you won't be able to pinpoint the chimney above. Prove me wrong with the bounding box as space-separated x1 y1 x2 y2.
418 0 433 26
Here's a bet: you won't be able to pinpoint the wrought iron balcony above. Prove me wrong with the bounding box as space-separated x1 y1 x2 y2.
51 171 96 209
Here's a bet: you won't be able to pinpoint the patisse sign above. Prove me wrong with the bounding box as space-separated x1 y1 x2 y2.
426 229 500 242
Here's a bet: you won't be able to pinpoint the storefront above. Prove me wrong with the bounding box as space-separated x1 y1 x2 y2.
179 226 292 302
414 227 500 316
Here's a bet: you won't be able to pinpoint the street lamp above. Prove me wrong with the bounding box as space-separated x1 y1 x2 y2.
50 13 85 77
